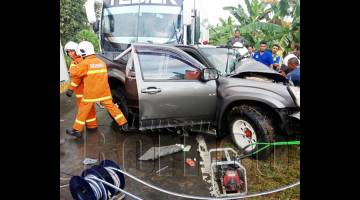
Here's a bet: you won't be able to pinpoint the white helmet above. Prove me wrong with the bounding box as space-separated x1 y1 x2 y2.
64 41 78 52
76 41 95 57
233 42 248 57
233 42 244 48
283 53 300 66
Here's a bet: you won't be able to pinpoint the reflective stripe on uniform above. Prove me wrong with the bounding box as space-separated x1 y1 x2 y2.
82 96 112 103
86 118 97 123
87 69 107 75
69 63 76 70
114 114 124 120
75 119 85 125
76 94 83 98
71 82 78 87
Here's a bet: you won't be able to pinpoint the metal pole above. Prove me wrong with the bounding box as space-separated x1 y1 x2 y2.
191 0 196 44
184 25 187 45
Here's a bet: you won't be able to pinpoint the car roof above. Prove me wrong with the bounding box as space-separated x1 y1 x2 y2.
175 44 225 49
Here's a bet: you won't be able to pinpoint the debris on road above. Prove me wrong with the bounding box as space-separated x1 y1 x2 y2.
60 177 70 181
186 158 195 167
60 138 66 145
60 184 69 189
156 166 169 174
83 158 98 165
138 144 183 160
183 145 191 152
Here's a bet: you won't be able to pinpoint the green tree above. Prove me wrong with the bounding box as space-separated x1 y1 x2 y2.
222 0 276 48
208 17 235 45
222 0 300 51
60 0 88 43
223 0 272 26
75 29 100 53
268 0 300 50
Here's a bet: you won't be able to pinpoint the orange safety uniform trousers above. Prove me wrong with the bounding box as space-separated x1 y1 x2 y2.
75 96 98 128
73 99 127 131
68 57 98 129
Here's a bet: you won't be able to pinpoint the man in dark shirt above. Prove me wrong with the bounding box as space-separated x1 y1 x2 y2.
229 30 248 46
286 57 300 87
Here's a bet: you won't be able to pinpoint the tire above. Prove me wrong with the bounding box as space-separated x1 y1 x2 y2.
228 105 275 160
110 88 129 124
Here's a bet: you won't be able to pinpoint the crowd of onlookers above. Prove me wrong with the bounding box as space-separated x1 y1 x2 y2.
230 30 300 87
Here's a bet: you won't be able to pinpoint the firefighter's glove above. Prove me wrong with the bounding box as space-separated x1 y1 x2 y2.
66 89 73 97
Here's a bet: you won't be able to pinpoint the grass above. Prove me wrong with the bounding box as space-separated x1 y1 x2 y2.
219 137 300 199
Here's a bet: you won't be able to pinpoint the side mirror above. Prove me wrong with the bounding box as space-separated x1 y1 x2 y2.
92 20 99 33
201 68 219 81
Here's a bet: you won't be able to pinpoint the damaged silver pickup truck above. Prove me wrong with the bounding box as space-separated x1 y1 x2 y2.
98 43 300 159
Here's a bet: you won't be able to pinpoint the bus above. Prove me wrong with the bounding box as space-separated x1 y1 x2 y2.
85 0 208 59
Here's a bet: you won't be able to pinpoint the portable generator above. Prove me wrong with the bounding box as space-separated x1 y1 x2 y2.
209 148 247 196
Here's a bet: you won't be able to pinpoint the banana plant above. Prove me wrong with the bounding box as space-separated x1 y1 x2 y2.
275 0 300 50
223 0 272 26
209 17 236 45
222 0 300 51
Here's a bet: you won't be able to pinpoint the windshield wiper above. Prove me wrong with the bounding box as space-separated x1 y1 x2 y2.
166 20 180 44
173 21 179 43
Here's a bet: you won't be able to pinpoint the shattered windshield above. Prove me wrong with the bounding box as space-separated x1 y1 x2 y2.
102 5 181 44
198 47 239 75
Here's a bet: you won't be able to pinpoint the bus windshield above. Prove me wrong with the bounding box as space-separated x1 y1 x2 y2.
102 5 182 45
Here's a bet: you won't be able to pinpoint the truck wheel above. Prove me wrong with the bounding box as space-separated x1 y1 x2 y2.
228 105 275 160
110 88 129 124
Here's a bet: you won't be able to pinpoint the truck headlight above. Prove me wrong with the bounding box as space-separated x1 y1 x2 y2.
287 86 300 107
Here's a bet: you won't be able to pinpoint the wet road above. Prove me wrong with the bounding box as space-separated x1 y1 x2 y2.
60 94 220 200
60 94 300 199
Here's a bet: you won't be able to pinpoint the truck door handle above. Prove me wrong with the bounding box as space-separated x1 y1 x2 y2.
141 87 161 94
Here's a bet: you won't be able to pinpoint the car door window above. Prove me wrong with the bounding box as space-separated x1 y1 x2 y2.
125 53 133 70
126 53 136 78
138 53 200 81
115 50 131 66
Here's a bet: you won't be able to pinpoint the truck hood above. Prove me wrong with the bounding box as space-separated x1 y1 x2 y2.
229 58 287 83
217 76 297 108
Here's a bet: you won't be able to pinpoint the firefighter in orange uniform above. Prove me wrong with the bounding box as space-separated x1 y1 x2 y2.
66 41 127 137
64 41 98 131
